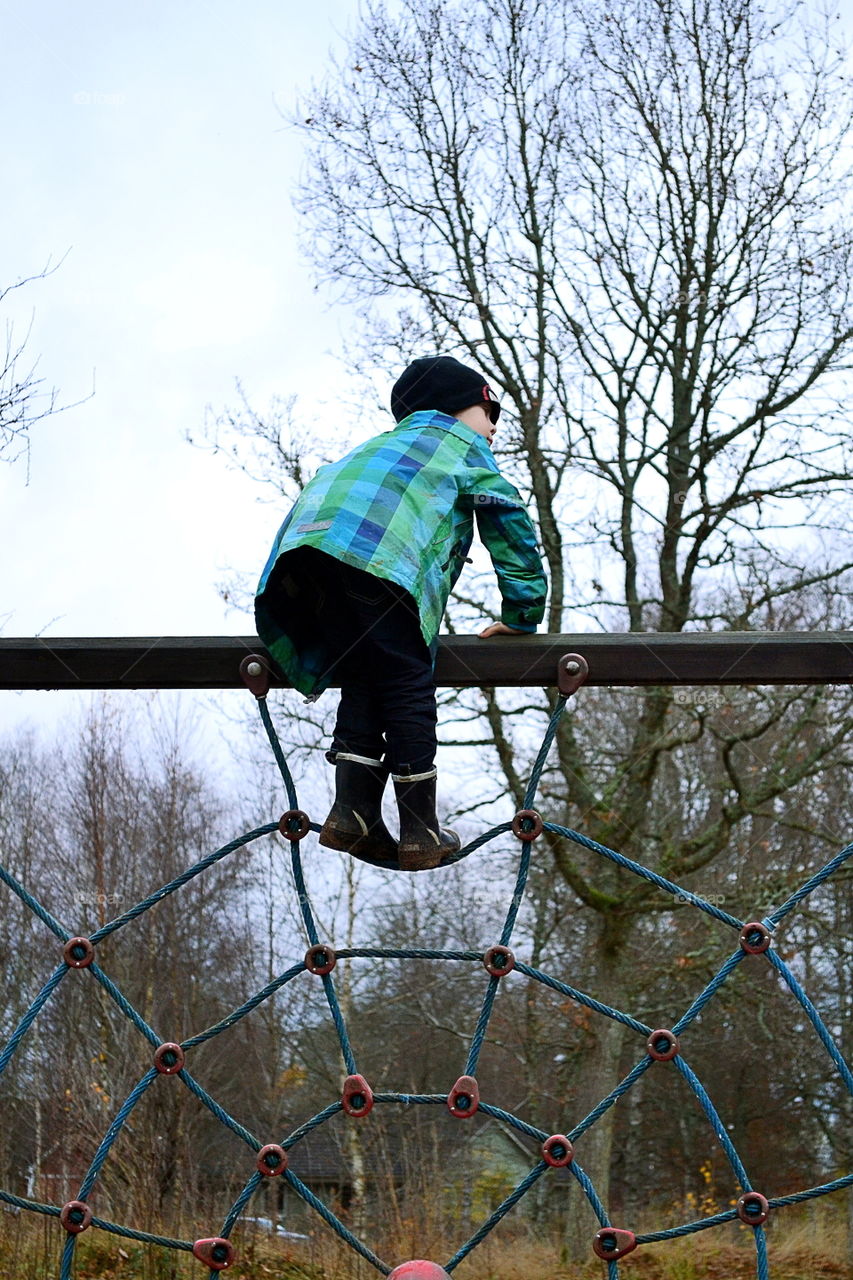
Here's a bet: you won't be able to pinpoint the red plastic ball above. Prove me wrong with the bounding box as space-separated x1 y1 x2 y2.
387 1263 451 1280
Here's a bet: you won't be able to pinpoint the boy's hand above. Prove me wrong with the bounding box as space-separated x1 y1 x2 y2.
478 622 526 638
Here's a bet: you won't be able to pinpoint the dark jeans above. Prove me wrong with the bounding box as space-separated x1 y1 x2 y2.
292 548 437 775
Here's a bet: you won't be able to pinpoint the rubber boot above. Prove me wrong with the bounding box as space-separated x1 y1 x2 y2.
392 769 461 871
319 754 399 863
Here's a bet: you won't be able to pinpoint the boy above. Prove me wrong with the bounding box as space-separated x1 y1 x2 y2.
255 355 547 871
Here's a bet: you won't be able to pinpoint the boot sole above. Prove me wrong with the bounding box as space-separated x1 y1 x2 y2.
398 836 461 871
319 823 399 861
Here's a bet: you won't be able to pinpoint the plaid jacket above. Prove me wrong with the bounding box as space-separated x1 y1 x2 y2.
255 410 548 694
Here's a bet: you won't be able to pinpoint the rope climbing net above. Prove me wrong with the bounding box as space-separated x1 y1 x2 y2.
1 651 852 1280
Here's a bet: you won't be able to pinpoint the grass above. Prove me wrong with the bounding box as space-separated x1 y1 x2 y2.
0 1205 850 1279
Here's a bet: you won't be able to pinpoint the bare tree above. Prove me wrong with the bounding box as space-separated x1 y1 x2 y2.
0 262 70 471
275 0 853 1254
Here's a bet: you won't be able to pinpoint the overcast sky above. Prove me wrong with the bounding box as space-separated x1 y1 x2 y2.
1 1 378 738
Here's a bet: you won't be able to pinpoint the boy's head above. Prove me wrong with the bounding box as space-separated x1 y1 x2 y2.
391 356 501 429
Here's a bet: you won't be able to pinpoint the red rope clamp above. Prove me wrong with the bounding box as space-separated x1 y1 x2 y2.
646 1029 679 1061
737 1192 770 1226
60 1201 92 1234
558 653 589 697
593 1227 637 1260
739 921 772 954
63 937 95 969
192 1238 235 1270
239 654 271 699
278 810 312 841
342 1073 375 1117
304 944 336 975
256 1143 288 1176
447 1075 480 1118
483 945 515 977
154 1043 185 1075
511 810 544 841
542 1134 574 1167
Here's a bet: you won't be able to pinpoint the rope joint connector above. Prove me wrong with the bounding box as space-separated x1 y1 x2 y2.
60 1201 92 1234
558 652 589 697
305 944 336 975
739 921 772 954
646 1029 679 1061
154 1043 185 1075
737 1192 770 1225
447 1075 480 1118
63 937 95 969
256 1144 288 1176
192 1237 235 1270
483 945 515 977
278 810 312 841
593 1227 637 1260
240 654 271 699
542 1134 574 1167
342 1073 374 1117
511 810 544 842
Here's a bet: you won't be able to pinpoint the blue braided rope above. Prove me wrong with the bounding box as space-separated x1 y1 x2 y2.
182 961 305 1049
0 1190 190 1248
58 1208 195 1280
336 947 481 961
0 965 68 1077
672 948 746 1035
259 695 299 809
442 820 513 863
766 949 853 1093
768 840 853 925
283 1169 389 1272
514 959 651 1035
90 823 280 943
444 1161 550 1270
673 1057 752 1189
637 1207 752 1242
544 821 744 929
88 962 162 1046
464 699 568 1077
499 836 532 944
283 1100 344 1146
220 1174 262 1235
567 1158 620 1279
289 842 319 944
0 677 850 1280
76 1069 161 1198
570 1157 618 1226
321 967 358 1077
523 695 567 810
769 1171 853 1205
177 1067 263 1149
287 838 359 1075
464 974 500 1077
568 1056 653 1141
756 1225 769 1280
0 863 70 938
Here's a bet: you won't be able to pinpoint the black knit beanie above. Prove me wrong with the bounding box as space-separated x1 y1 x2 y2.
390 355 501 423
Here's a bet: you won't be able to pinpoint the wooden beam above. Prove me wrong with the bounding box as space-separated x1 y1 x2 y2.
1 633 852 690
